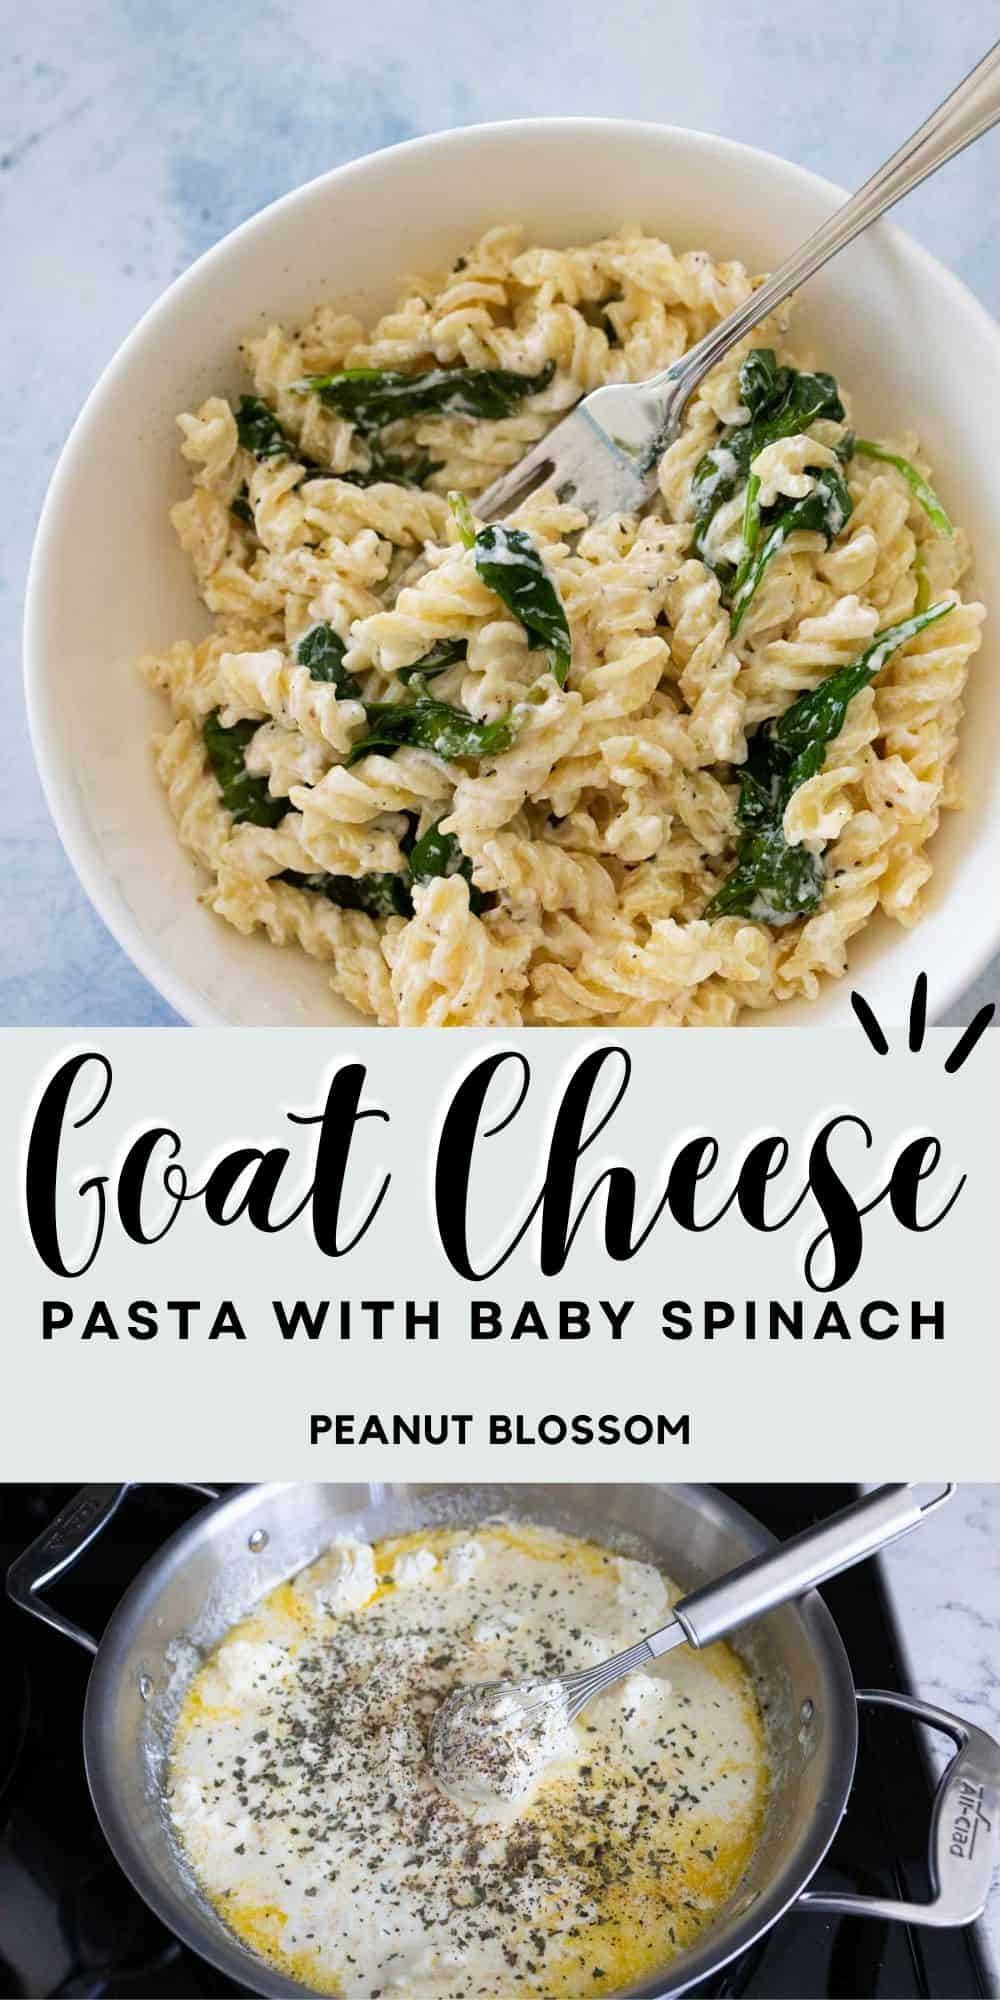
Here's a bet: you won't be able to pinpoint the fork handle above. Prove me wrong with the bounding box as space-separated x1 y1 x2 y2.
647 1483 954 1655
654 40 1000 407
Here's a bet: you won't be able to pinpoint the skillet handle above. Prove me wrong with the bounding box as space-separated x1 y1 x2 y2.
5 1481 219 1655
799 1690 1000 1926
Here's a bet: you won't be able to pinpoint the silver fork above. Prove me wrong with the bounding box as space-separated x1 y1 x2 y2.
477 43 1000 524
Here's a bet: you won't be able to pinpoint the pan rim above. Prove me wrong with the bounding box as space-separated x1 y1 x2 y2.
82 1481 860 2000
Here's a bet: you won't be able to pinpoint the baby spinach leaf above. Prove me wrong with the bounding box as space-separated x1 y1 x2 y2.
704 828 826 924
235 394 441 488
853 439 954 536
409 814 465 880
777 367 844 431
691 434 754 574
346 695 515 767
409 814 486 912
397 639 468 684
295 622 361 699
230 485 256 528
335 439 443 489
729 465 853 634
474 525 571 683
292 360 556 433
692 351 845 582
235 395 298 462
281 820 491 920
740 471 763 560
738 346 789 417
760 600 955 809
202 712 288 827
705 601 954 925
449 492 571 685
280 868 413 919
773 601 956 791
743 353 845 436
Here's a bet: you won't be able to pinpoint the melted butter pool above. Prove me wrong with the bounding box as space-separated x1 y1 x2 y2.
169 1522 769 1997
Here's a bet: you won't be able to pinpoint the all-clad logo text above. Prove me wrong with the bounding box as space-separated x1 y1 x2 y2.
950 1778 991 1861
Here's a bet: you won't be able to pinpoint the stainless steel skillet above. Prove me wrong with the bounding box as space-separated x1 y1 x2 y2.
8 1481 1000 1999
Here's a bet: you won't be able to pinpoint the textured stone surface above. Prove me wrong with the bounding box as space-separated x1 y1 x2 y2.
880 1482 1000 1973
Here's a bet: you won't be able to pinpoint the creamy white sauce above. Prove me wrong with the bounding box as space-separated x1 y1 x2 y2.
169 1523 768 1998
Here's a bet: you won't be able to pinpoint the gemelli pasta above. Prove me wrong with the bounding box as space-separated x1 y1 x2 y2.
142 224 984 1025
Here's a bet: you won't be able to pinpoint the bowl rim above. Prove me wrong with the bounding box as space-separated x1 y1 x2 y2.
23 113 1000 1027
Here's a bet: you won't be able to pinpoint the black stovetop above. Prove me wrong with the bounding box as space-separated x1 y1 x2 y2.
0 1485 992 2000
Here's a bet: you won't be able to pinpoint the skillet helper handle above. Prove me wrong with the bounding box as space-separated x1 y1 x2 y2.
6 1480 219 1655
664 1484 954 1653
800 1690 1000 1926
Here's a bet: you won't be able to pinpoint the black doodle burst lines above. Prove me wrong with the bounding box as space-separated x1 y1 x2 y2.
850 973 994 1073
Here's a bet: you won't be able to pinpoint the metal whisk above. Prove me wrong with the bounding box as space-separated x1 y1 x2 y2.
428 1484 952 1800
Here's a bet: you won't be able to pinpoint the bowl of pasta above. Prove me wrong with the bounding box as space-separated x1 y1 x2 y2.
24 118 1000 1026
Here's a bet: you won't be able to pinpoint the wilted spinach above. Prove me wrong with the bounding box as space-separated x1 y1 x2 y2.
295 621 361 698
235 393 439 488
235 395 299 462
202 711 288 828
450 491 571 685
705 827 827 925
763 602 953 792
397 639 469 685
280 812 489 919
853 439 954 535
728 465 853 634
346 693 515 767
409 813 486 912
292 360 555 432
334 438 443 489
705 601 954 924
279 868 413 918
230 485 255 528
692 351 845 582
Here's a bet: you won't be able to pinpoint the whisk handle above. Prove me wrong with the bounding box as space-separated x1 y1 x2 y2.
649 1483 953 1654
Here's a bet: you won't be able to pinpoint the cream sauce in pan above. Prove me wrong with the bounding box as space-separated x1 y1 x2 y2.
169 1522 769 1997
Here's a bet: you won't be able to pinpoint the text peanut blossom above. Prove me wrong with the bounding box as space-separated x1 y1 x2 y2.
25 1048 964 1293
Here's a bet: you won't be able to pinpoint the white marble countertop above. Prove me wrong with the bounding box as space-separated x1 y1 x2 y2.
881 1482 1000 1984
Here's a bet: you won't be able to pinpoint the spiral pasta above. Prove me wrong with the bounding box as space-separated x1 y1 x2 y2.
380 875 528 1025
144 225 984 1023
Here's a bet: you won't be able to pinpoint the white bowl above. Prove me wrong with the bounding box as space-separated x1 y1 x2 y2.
25 118 1000 1026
